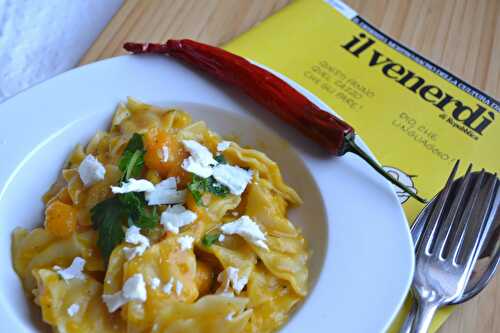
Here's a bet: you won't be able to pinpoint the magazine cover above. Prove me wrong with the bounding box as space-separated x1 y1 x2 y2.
224 0 499 331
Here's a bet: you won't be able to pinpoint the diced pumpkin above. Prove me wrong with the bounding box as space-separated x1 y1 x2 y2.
44 201 77 238
144 128 189 180
185 191 198 211
170 163 192 189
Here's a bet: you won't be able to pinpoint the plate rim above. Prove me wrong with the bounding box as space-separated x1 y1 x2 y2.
0 54 414 333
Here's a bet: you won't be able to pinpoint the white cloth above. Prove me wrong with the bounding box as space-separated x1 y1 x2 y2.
0 0 123 103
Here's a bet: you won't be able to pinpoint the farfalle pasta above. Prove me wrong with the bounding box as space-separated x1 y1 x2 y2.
11 98 309 333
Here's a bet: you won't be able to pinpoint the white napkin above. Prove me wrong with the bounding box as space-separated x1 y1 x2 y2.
0 0 123 103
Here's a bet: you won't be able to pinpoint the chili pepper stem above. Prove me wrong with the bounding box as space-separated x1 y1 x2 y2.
345 135 428 204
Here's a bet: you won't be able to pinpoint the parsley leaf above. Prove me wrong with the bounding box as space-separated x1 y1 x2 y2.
188 186 203 206
91 192 159 262
214 154 227 164
187 175 206 205
187 174 230 205
91 197 126 261
136 206 159 228
124 132 144 151
119 133 145 180
209 179 230 196
202 233 220 247
119 192 158 229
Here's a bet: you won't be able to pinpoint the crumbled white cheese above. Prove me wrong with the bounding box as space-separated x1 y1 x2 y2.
102 292 126 313
218 291 235 298
181 140 218 178
159 177 178 189
161 277 184 296
217 141 232 152
182 140 217 165
160 205 197 234
218 234 225 242
122 226 150 260
226 311 236 321
122 274 147 303
228 267 248 293
111 178 155 194
163 277 174 294
221 216 268 250
150 277 161 290
145 177 186 205
212 164 253 195
217 266 248 294
102 273 148 312
181 156 213 178
124 225 149 247
54 257 86 281
177 235 195 251
220 267 237 291
162 146 170 162
78 154 106 187
67 303 80 317
175 280 184 296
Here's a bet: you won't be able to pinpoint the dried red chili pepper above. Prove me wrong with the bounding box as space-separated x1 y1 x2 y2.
124 39 426 203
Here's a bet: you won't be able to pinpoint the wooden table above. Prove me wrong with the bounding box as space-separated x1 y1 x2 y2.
81 1 500 332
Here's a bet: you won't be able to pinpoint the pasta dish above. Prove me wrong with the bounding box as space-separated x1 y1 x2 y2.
11 98 309 333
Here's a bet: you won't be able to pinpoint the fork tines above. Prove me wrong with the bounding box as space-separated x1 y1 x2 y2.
418 161 498 269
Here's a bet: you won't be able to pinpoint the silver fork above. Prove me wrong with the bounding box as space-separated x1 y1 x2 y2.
400 171 499 333
410 161 497 333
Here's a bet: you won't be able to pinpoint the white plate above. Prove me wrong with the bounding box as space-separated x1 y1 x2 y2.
0 55 414 333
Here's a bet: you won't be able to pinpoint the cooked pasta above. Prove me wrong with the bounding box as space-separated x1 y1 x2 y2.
11 98 309 333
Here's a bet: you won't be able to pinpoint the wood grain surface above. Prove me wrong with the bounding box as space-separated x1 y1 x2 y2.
80 1 500 332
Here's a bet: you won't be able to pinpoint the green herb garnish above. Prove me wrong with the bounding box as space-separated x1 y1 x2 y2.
187 174 230 205
214 154 227 164
119 133 145 180
119 192 159 228
202 233 220 247
188 186 203 206
91 192 158 262
91 197 126 261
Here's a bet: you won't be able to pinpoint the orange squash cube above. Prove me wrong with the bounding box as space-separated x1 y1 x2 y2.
44 201 77 238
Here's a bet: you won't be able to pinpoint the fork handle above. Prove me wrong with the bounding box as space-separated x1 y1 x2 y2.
399 301 417 333
410 302 439 333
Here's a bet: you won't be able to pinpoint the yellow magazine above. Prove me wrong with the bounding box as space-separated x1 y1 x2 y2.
223 0 499 331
